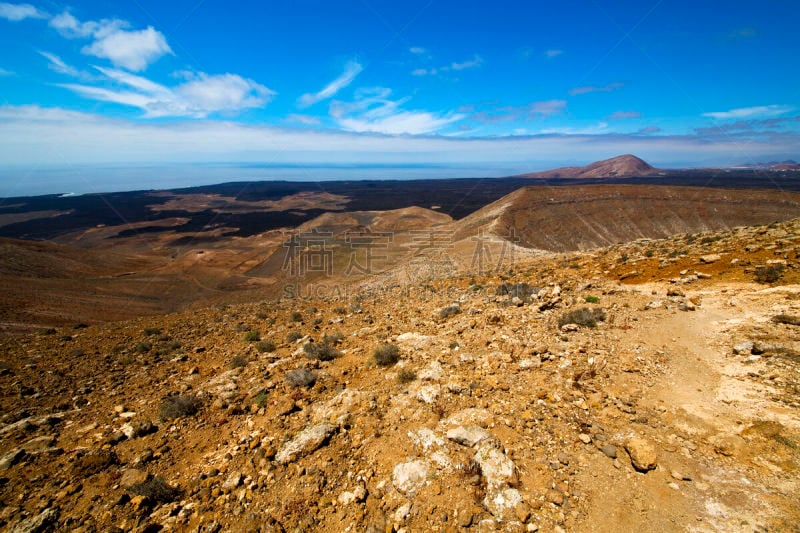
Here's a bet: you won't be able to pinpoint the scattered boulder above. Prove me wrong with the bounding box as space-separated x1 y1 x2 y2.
275 423 337 464
0 448 26 470
474 444 517 489
392 460 429 495
446 426 492 448
625 437 657 472
9 507 59 533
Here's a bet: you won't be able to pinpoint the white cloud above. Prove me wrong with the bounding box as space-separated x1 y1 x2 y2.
545 49 563 58
2 105 799 175
330 87 463 135
450 54 483 71
47 11 171 71
0 66 15 76
298 61 363 108
569 82 624 96
409 47 427 55
49 11 122 38
0 2 46 21
82 26 172 71
59 67 274 118
702 105 794 120
529 99 567 117
411 54 483 76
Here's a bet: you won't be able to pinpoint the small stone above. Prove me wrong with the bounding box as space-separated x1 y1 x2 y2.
599 445 617 459
700 254 721 264
515 502 532 522
578 433 592 444
625 437 657 472
671 470 691 481
546 489 564 506
119 468 150 488
557 452 570 465
733 341 754 355
222 471 242 491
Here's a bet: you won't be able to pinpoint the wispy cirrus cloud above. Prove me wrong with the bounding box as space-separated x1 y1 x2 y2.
0 66 15 76
38 51 94 79
411 54 483 76
298 60 363 108
529 99 566 117
471 99 567 123
0 2 46 21
330 87 463 135
285 114 321 125
59 67 274 118
607 110 641 120
545 49 563 58
569 82 624 96
702 104 794 120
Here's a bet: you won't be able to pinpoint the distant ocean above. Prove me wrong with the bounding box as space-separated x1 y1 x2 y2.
0 163 537 198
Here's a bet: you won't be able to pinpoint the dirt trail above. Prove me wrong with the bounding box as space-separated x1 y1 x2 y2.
578 282 800 533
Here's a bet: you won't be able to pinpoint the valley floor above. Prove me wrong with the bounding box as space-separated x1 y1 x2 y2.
0 218 798 532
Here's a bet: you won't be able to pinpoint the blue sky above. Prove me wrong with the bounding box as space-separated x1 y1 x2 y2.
1 0 799 194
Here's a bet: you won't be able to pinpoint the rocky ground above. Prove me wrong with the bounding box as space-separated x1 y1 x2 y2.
0 218 798 532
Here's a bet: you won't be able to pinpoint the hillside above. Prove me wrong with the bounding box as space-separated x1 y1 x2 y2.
516 155 657 179
0 217 798 532
449 184 800 252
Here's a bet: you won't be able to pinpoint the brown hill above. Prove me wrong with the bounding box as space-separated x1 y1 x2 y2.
449 184 800 252
517 154 656 179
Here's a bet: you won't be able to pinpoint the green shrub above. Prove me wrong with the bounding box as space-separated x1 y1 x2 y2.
254 391 269 408
38 327 56 336
291 311 303 322
286 331 303 343
558 307 607 329
127 477 180 503
303 342 339 362
256 340 276 353
286 368 318 388
323 332 344 345
373 344 401 367
159 394 201 420
135 342 152 353
585 296 599 303
243 330 261 342
755 264 784 284
143 327 162 336
230 354 249 368
397 369 416 384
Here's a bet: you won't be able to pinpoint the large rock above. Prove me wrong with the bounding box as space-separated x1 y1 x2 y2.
625 437 657 472
474 445 517 489
311 389 374 426
9 507 59 533
447 426 491 448
392 460 428 495
275 423 337 464
119 468 150 488
0 449 25 470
